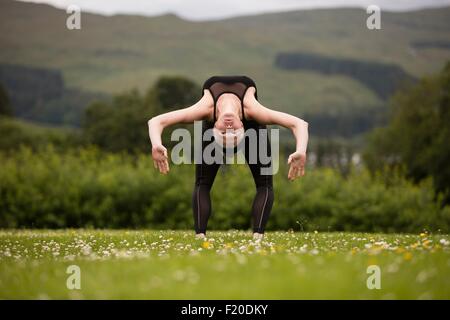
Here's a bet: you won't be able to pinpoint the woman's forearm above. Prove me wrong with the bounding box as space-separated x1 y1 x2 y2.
292 119 309 154
147 98 210 148
148 117 164 147
251 101 309 154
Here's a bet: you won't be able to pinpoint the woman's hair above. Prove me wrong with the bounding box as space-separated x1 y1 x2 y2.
212 126 245 148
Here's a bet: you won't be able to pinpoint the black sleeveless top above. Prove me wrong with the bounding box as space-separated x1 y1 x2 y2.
202 75 259 122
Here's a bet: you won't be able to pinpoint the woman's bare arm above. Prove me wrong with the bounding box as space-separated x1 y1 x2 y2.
147 89 213 174
148 89 213 147
244 87 309 181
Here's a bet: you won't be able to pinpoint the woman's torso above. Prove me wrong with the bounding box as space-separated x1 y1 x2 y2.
202 75 259 124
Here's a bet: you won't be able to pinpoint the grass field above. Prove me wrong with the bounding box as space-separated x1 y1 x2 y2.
0 230 449 299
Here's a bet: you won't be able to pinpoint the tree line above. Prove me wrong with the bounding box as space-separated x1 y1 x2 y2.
1 63 449 205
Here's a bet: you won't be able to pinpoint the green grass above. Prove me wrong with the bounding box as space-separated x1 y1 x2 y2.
0 230 449 299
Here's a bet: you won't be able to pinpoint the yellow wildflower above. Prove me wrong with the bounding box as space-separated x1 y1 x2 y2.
403 252 413 261
422 240 432 249
224 243 233 249
395 247 405 254
202 241 211 249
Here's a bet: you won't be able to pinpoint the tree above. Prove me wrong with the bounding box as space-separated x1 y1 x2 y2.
0 83 13 117
82 89 152 153
145 76 200 111
363 62 450 204
82 76 201 153
145 76 201 150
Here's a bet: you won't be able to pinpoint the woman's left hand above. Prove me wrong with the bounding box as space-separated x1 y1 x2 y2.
287 151 306 181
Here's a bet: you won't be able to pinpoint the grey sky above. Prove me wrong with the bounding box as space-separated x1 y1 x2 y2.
19 0 450 21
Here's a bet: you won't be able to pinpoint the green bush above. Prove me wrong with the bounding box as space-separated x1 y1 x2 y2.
363 62 450 205
1 145 449 233
0 116 82 152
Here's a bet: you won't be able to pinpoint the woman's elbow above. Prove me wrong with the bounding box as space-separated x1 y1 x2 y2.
148 117 160 132
148 116 161 127
292 118 308 129
297 118 308 128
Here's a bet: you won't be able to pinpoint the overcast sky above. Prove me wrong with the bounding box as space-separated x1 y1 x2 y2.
19 0 450 21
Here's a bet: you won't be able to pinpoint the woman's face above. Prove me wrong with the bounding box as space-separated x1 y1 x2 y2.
214 96 244 147
215 111 243 132
215 94 243 130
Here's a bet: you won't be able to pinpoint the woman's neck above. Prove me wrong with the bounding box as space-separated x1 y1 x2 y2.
216 98 242 120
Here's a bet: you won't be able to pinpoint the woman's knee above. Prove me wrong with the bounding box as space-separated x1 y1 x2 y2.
254 173 273 189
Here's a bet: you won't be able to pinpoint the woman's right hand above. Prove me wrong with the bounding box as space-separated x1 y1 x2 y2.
152 145 169 174
287 151 306 181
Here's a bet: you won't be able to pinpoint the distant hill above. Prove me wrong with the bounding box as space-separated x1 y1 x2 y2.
274 52 416 100
0 0 449 137
0 64 108 126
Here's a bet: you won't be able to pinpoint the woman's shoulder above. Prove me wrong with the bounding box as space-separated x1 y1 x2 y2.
243 86 258 106
242 86 259 121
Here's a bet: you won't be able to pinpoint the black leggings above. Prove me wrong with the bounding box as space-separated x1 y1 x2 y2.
192 120 274 234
